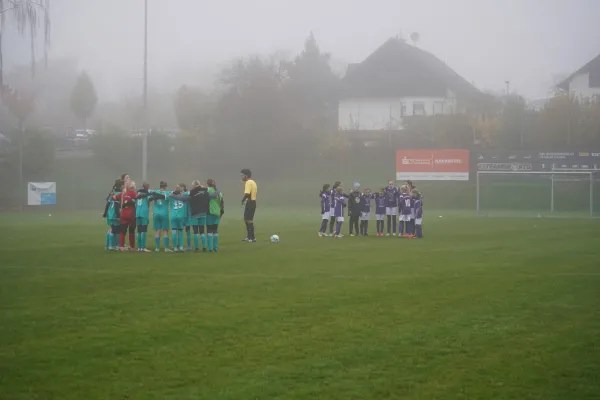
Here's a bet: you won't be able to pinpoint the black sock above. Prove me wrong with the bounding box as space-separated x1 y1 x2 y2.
387 215 391 233
245 221 250 238
248 223 255 240
393 218 397 234
329 217 335 234
364 221 369 235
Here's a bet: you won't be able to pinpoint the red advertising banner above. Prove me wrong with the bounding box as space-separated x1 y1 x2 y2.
396 149 470 181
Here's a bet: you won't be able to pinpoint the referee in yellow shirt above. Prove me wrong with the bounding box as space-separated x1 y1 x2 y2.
241 168 257 242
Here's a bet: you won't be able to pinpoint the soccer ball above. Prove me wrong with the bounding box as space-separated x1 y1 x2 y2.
270 234 280 243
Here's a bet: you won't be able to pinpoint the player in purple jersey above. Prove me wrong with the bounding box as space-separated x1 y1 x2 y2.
360 188 373 236
328 181 342 236
384 180 399 236
374 188 386 236
411 189 423 238
398 185 413 237
318 184 331 237
332 187 346 238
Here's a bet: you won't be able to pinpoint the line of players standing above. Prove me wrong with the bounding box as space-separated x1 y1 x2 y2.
319 180 423 239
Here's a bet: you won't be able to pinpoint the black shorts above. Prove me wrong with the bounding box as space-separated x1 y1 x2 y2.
244 200 256 220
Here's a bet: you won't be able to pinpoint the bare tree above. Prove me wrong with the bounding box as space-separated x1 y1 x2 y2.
0 0 50 85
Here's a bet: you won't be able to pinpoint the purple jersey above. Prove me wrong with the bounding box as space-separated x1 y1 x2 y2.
320 191 331 213
414 198 423 219
374 194 386 215
361 193 372 213
399 193 412 215
384 186 399 207
333 194 346 218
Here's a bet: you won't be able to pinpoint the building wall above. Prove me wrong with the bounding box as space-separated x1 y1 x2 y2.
568 73 600 99
338 95 458 131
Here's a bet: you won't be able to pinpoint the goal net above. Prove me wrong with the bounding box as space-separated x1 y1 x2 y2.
476 171 600 218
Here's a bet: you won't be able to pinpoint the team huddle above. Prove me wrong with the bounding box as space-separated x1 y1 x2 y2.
103 174 225 252
319 180 423 238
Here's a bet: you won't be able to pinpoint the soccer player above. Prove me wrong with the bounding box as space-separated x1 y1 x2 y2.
318 184 331 237
347 183 362 236
113 180 138 251
152 181 171 252
206 179 224 252
241 169 257 242
332 187 346 238
412 189 423 238
384 180 399 236
374 188 386 237
328 181 342 236
360 188 373 236
180 183 193 251
398 185 412 237
168 184 187 252
103 178 123 250
135 182 153 252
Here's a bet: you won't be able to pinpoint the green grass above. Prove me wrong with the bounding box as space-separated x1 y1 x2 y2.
1 210 599 399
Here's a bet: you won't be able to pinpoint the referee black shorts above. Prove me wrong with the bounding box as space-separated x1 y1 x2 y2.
244 200 256 221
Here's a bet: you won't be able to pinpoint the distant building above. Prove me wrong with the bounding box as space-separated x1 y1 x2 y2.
557 53 600 100
338 37 483 134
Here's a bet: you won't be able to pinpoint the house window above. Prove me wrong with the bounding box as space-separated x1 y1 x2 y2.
433 101 444 115
413 102 425 116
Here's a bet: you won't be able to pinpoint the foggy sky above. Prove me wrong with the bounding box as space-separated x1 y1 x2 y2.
3 0 600 100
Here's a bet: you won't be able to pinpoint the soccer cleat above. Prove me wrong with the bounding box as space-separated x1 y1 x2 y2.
202 248 207 252
241 238 249 242
155 248 160 252
213 248 218 253
318 232 324 237
248 239 257 243
328 233 334 237
350 234 355 237
194 248 201 253
386 233 390 237
165 248 174 253
119 247 126 252
141 248 151 253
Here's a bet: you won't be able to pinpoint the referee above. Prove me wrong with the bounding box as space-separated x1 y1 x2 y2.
241 168 257 242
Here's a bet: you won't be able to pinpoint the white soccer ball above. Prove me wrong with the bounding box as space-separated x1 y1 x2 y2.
270 234 280 243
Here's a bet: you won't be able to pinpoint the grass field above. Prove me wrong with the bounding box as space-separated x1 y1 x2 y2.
1 210 599 400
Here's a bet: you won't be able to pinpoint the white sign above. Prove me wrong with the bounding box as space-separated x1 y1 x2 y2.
28 182 56 205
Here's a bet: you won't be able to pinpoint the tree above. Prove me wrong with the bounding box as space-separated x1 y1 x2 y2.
70 71 97 130
0 0 51 85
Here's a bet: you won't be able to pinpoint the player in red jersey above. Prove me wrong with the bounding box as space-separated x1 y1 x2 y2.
113 180 138 251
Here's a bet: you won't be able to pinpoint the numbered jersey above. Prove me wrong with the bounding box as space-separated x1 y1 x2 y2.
135 195 150 218
152 190 170 217
169 195 187 220
399 194 412 215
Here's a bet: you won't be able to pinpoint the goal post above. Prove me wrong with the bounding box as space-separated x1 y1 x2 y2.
476 170 597 218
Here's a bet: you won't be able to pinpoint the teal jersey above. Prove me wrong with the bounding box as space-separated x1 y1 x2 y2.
152 190 170 217
169 193 188 220
135 194 150 219
107 191 121 220
182 191 191 221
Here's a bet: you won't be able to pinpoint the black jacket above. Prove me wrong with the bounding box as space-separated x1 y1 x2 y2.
348 190 362 216
170 186 216 217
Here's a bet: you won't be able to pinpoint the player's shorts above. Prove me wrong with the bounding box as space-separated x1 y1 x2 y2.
108 218 120 227
336 216 344 222
136 217 149 226
171 218 185 230
399 214 411 222
375 214 385 221
321 211 330 220
120 215 135 227
195 215 207 226
360 212 370 221
153 215 169 230
415 218 423 225
244 200 256 221
386 206 397 216
206 214 221 226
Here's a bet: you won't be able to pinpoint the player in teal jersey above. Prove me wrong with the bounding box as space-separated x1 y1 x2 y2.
103 179 123 250
206 179 224 252
169 184 188 252
152 181 172 252
135 182 153 252
180 183 193 251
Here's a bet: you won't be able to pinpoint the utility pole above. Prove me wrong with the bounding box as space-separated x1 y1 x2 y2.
505 80 510 96
142 0 148 181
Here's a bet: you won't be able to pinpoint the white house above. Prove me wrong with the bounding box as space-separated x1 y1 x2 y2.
557 53 600 100
338 37 482 134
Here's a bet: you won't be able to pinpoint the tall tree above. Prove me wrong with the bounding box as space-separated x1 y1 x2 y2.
70 71 97 130
0 0 51 85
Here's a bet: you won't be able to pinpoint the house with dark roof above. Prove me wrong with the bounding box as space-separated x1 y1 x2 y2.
338 37 482 133
557 53 600 99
